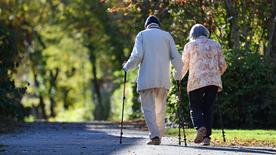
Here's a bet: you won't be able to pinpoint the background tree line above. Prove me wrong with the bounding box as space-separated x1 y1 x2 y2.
0 0 275 129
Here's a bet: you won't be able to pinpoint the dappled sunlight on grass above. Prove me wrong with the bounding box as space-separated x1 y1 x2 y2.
166 128 276 148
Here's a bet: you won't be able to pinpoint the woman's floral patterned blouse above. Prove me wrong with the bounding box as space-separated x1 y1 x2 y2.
181 36 227 93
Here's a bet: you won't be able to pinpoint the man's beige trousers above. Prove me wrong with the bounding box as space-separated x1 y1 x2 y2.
140 88 167 139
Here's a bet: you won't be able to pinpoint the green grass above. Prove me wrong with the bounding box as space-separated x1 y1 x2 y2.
166 128 276 147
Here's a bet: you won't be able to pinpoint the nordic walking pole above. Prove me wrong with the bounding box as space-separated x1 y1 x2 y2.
120 71 127 144
217 93 226 142
177 80 181 145
182 123 187 146
177 80 187 146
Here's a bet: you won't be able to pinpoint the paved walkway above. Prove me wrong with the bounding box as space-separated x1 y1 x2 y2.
0 122 275 155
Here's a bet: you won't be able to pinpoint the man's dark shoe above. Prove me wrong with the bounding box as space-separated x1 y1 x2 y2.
147 137 161 145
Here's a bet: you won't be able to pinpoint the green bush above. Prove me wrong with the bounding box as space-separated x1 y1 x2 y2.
167 49 276 129
167 76 191 127
215 49 276 129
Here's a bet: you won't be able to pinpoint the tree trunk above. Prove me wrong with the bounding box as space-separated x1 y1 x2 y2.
225 0 240 49
88 46 104 120
38 96 47 119
267 0 276 63
62 88 71 109
48 68 59 117
33 73 47 120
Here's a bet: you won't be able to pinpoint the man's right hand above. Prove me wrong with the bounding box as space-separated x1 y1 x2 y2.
122 61 127 71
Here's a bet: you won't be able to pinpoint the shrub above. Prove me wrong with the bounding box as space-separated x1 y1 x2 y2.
215 49 276 129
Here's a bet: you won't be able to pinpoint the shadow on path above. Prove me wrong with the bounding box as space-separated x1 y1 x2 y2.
0 122 144 155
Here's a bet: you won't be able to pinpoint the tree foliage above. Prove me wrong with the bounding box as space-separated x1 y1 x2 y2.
0 2 30 120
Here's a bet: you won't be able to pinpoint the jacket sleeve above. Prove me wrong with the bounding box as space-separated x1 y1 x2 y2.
123 32 144 71
217 44 227 75
181 43 190 79
168 34 184 80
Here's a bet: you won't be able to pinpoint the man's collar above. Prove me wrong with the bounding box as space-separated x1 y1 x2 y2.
146 23 160 29
197 36 208 39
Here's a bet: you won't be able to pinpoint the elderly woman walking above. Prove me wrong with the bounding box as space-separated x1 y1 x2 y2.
180 24 227 145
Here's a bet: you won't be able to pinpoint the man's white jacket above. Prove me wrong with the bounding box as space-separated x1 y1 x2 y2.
123 27 183 92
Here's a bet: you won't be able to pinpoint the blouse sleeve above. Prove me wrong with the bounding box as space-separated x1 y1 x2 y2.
217 44 227 75
181 43 190 79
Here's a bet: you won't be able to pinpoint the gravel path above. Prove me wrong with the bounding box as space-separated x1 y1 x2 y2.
0 122 275 155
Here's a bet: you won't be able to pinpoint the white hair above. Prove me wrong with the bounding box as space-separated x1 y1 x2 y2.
189 24 210 41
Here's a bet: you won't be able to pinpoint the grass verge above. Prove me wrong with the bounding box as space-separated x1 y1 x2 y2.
166 128 276 148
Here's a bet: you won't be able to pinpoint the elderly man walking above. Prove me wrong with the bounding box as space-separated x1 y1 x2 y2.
123 15 183 145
